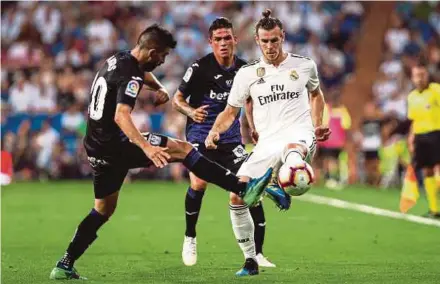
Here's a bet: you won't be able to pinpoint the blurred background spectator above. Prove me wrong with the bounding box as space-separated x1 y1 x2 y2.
366 1 439 188
316 91 352 189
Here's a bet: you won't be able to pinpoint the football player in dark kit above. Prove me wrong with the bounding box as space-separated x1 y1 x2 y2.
49 24 272 280
173 18 275 274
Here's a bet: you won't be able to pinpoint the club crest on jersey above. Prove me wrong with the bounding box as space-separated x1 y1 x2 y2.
232 145 246 158
257 67 265 77
125 80 140 97
226 79 233 87
290 70 299 81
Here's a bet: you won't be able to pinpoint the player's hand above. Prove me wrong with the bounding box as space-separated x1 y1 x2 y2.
315 125 331 142
205 131 220 149
191 105 209 123
143 145 171 168
153 88 170 106
250 129 259 145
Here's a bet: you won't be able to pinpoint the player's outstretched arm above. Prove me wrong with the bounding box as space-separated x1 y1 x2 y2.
172 90 208 123
310 87 331 141
114 103 170 167
205 105 240 149
143 72 170 106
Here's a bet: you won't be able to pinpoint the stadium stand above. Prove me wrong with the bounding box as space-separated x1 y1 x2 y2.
2 1 364 180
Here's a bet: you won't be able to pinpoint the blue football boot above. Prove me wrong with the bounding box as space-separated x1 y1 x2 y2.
265 184 291 211
241 168 273 207
235 258 259 276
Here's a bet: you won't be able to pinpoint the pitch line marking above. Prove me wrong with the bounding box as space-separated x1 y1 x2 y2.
297 194 440 228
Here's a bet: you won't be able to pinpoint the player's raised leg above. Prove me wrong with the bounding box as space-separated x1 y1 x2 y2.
165 138 273 207
182 173 207 266
265 139 316 209
161 137 272 274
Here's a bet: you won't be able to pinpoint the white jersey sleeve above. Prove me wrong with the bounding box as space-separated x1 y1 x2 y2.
306 60 320 92
227 68 250 108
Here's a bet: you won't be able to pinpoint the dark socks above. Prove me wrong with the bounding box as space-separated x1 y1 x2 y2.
58 208 108 269
185 187 205 238
183 149 246 195
249 202 266 255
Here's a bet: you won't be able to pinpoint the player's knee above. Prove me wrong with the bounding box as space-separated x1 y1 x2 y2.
169 140 194 160
286 143 308 156
229 192 245 205
94 204 117 217
283 143 308 162
181 141 195 154
190 175 208 191
94 198 118 217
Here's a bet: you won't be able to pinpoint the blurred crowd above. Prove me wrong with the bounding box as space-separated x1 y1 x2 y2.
365 2 439 187
1 1 364 181
319 2 439 189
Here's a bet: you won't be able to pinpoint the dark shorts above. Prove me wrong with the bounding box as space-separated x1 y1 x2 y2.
413 130 440 170
190 142 248 174
318 147 341 159
86 133 168 199
363 150 379 160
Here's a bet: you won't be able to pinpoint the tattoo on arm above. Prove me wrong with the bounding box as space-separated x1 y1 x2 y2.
172 90 194 117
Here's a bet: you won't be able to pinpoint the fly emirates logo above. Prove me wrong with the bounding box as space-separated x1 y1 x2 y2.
257 84 300 106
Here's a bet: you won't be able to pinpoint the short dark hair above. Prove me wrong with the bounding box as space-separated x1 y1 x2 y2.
209 17 234 38
255 9 283 34
137 24 177 51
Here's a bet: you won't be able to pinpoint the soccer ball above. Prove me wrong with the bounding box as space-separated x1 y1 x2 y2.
278 161 314 196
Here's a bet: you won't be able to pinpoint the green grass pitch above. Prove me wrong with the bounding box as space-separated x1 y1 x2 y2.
2 181 440 284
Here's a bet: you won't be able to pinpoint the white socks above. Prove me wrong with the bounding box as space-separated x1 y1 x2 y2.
229 204 256 260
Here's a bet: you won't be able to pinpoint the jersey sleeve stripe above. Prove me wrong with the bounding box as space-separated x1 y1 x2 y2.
242 59 261 69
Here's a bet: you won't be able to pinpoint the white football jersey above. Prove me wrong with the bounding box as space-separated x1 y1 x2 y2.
228 53 320 141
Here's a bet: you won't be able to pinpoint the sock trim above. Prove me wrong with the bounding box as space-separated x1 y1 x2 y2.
90 208 109 221
183 148 202 168
187 187 206 199
229 204 248 210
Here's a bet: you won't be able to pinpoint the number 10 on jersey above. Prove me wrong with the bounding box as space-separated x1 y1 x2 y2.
89 75 108 121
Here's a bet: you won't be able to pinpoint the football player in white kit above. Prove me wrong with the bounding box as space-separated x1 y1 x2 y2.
206 9 331 212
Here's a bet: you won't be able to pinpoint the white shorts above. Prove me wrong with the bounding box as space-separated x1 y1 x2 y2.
237 129 317 178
